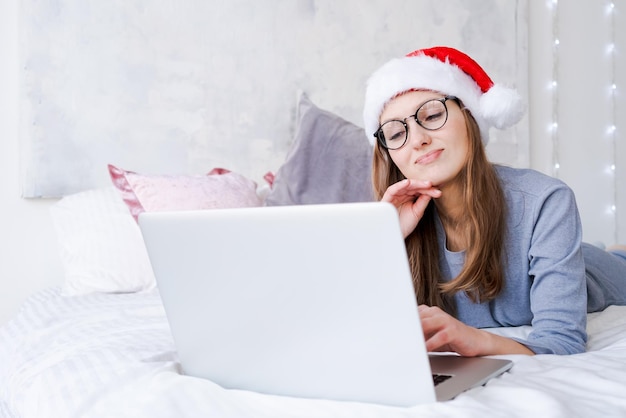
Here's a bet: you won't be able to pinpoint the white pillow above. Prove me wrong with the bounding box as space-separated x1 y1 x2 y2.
51 167 268 296
50 186 156 296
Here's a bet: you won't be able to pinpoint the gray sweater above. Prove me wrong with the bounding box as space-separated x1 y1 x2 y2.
436 165 611 355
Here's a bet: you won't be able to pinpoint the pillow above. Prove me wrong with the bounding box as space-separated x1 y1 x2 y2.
266 93 373 206
52 167 266 296
264 92 374 206
50 186 157 295
108 165 263 221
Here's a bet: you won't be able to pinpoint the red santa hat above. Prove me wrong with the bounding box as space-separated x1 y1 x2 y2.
363 46 524 146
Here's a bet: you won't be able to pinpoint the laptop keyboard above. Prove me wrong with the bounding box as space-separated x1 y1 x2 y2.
432 373 453 386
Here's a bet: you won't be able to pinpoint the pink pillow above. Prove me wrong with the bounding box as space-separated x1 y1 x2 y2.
108 164 263 221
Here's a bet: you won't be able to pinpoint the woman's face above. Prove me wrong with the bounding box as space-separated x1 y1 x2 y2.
379 90 470 188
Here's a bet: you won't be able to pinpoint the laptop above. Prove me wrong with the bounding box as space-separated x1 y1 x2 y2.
138 202 512 406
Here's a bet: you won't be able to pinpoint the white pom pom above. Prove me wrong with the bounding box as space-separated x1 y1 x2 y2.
479 84 525 129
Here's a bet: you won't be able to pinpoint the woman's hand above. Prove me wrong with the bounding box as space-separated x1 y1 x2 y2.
418 305 534 356
381 179 442 238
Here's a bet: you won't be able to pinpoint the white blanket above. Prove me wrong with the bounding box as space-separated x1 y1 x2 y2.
2 287 626 418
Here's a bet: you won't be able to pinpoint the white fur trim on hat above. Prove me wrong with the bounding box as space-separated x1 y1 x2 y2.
363 47 524 146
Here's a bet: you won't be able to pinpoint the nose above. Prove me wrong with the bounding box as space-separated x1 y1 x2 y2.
406 118 432 148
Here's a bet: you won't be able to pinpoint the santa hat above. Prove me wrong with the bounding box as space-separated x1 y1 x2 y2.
363 46 524 146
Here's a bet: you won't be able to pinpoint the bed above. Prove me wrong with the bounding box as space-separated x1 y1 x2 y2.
2 94 626 418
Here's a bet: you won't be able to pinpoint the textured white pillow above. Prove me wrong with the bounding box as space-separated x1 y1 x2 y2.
50 186 156 295
265 92 374 206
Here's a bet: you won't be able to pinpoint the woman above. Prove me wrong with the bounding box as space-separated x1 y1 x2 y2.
362 46 626 356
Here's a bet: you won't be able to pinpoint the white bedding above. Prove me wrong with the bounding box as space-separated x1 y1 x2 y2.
2 287 626 418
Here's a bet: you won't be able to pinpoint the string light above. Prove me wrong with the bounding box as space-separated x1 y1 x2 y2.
549 0 560 177
607 1 618 243
548 1 619 243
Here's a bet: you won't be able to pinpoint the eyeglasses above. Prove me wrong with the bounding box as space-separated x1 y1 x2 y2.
374 96 457 150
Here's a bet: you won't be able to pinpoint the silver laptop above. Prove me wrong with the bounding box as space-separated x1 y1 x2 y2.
139 202 512 406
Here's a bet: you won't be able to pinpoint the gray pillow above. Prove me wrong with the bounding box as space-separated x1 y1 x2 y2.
265 93 374 206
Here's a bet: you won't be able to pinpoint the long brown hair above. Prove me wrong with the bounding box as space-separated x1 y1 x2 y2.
372 103 507 314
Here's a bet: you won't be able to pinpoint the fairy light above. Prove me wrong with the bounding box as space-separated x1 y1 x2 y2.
607 1 618 243
549 0 560 177
548 1 619 242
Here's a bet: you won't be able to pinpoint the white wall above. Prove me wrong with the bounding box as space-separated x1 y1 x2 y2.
18 0 525 198
0 0 525 326
0 0 64 326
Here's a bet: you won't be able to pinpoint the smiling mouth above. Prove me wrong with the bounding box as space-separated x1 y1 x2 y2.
415 149 443 165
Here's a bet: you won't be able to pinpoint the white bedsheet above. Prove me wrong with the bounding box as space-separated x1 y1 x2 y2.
1 287 626 418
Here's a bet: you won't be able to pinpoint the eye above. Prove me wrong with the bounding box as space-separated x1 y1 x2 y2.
417 100 447 129
381 121 406 143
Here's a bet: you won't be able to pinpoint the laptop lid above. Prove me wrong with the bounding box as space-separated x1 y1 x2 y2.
139 202 510 406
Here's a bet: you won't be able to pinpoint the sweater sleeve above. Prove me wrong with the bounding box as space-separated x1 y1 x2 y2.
516 183 588 355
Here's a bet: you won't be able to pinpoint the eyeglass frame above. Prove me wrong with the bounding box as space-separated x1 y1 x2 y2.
373 95 458 150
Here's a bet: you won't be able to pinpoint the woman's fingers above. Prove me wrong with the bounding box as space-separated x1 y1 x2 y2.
408 193 433 219
418 305 486 356
395 195 430 238
382 179 441 205
382 180 441 238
